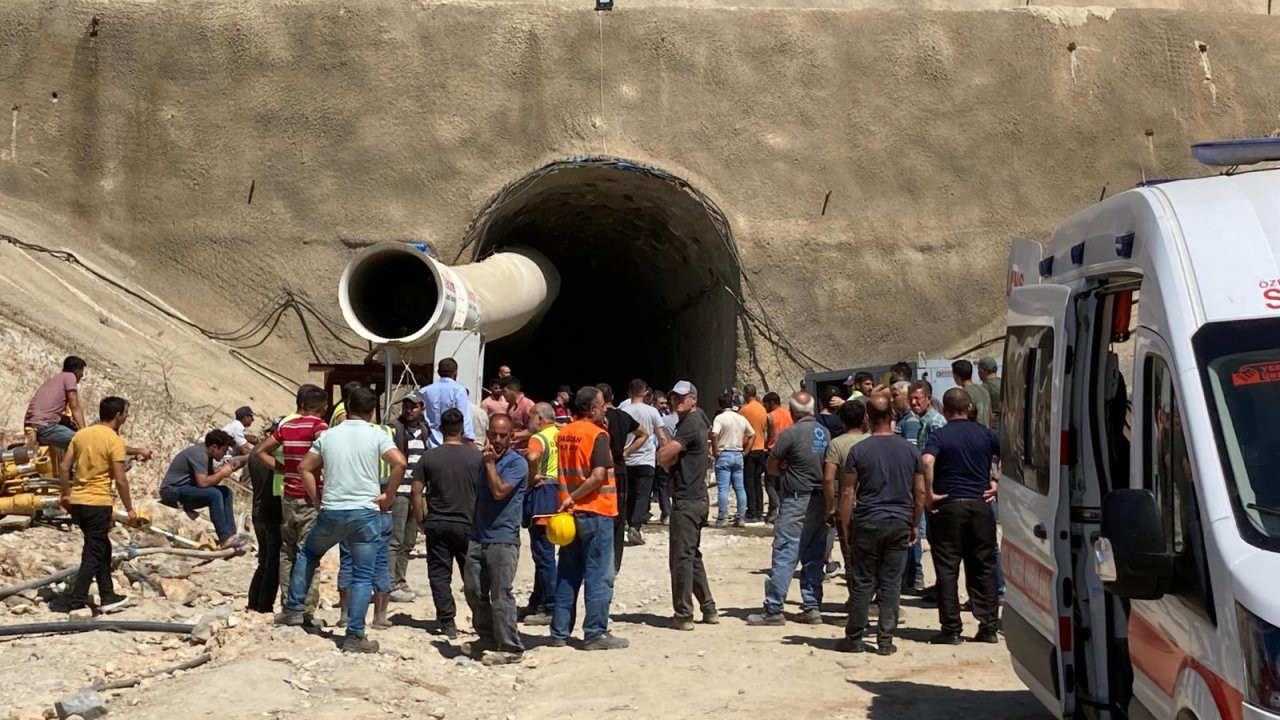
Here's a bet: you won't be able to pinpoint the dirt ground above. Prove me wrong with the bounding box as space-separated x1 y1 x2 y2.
0 497 1048 720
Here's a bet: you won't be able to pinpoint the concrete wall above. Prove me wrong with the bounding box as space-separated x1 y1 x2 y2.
2 0 1279 394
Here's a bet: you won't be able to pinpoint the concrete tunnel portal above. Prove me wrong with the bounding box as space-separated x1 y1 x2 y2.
467 158 741 403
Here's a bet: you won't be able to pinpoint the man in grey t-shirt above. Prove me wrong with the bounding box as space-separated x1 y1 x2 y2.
747 391 830 627
622 379 669 543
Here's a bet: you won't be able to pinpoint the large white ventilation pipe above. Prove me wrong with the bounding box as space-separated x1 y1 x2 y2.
338 243 560 347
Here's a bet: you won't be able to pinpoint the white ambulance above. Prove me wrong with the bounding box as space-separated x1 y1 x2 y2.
1000 139 1280 720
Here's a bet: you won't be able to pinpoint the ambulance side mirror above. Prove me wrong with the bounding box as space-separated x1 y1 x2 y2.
1097 489 1173 600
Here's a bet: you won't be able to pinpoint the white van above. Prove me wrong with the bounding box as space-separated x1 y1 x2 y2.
1000 140 1280 720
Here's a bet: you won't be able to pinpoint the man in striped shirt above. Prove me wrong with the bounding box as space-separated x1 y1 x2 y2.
256 385 329 624
387 392 430 602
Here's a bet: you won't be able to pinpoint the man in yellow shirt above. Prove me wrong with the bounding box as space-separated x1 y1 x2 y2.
55 396 144 614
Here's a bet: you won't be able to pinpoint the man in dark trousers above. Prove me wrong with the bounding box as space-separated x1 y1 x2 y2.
838 394 925 656
595 383 645 572
923 388 1001 645
657 381 718 630
247 420 283 613
412 408 479 639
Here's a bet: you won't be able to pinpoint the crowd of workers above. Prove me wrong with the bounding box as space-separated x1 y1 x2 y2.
25 351 1007 660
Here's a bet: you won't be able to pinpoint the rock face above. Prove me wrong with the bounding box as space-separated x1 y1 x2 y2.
1 0 1277 395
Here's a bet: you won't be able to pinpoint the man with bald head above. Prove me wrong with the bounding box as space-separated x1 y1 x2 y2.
748 391 831 626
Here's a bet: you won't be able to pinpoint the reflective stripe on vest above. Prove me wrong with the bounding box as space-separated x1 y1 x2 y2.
556 420 618 516
533 425 560 481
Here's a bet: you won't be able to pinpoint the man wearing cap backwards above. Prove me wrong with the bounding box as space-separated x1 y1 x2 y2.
387 392 431 602
748 391 831 626
657 381 718 630
222 406 261 456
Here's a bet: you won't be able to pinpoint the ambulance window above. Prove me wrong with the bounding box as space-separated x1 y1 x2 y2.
1001 325 1054 494
1144 355 1215 620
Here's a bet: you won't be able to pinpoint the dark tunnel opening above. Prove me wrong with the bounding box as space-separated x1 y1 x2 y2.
466 158 740 404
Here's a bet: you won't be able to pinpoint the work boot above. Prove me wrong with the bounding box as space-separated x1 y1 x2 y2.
670 616 695 631
274 609 304 626
341 635 380 654
583 632 629 651
876 643 897 657
928 632 964 645
836 635 867 653
371 593 392 629
98 592 130 613
796 609 824 625
732 517 745 528
701 608 721 625
523 611 553 626
462 640 496 659
438 620 459 639
746 612 785 627
389 588 416 603
713 519 728 528
972 630 1000 644
481 651 523 666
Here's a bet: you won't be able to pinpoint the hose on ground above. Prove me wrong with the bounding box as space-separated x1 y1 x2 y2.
0 546 239 599
0 620 195 638
91 652 212 690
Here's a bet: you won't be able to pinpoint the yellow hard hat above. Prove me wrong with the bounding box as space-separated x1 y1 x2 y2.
547 512 576 547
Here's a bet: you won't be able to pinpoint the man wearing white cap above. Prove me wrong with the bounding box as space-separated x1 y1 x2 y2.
657 381 718 630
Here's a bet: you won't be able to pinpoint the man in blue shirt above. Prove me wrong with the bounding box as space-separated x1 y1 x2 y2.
462 413 527 665
421 358 476 446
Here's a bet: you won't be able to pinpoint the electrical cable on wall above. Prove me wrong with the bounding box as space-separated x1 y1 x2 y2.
1 234 360 393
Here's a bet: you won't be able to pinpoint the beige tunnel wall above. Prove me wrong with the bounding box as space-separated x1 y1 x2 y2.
2 0 1279 392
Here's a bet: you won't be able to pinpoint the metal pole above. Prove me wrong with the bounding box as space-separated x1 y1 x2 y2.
383 345 394 422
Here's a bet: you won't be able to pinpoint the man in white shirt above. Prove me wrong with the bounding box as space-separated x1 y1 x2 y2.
711 392 755 527
221 406 260 456
621 379 669 545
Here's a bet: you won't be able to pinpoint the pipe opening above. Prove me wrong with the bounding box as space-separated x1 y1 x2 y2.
467 158 740 400
348 249 438 341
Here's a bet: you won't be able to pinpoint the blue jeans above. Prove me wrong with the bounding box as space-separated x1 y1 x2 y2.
714 451 746 523
35 423 75 450
160 484 236 542
528 524 557 613
339 511 392 594
552 513 615 642
763 491 827 615
287 508 381 637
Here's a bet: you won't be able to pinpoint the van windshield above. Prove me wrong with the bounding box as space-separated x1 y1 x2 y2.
1196 318 1280 549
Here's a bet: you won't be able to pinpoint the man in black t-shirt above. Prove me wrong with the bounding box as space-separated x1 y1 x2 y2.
839 395 924 655
657 380 718 630
411 408 482 639
596 384 646 572
922 388 1001 645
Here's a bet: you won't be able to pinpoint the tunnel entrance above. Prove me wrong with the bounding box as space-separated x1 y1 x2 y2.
465 158 740 403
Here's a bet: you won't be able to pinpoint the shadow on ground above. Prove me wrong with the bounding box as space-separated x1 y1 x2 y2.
848 680 1048 719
